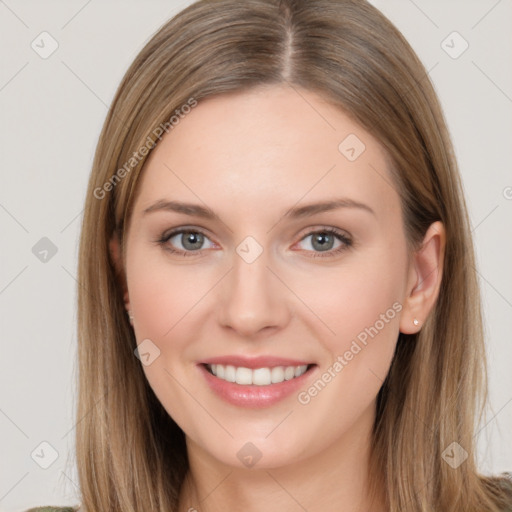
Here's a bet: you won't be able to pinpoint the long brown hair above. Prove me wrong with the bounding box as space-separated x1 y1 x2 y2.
75 0 512 510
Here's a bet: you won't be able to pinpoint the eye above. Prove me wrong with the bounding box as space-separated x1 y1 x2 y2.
156 226 352 258
157 228 215 256
295 228 352 258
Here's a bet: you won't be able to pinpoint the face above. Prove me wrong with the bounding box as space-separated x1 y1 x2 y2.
121 84 415 469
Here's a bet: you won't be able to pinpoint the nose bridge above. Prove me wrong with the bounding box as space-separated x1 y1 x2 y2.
217 235 288 335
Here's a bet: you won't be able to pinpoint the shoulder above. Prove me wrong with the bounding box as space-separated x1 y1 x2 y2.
495 473 512 511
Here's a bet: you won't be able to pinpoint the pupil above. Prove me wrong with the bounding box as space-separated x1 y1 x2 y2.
313 233 333 251
183 232 203 250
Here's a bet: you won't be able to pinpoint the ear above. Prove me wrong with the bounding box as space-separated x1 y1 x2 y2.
109 233 130 308
399 221 446 334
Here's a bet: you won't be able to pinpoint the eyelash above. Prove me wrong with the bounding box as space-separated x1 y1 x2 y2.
156 226 353 258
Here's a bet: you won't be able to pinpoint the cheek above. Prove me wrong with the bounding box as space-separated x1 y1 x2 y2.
291 283 402 452
292 245 406 356
294 243 406 424
290 244 405 428
125 245 212 436
126 243 202 344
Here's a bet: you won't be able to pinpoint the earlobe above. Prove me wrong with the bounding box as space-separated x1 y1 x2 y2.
399 221 446 334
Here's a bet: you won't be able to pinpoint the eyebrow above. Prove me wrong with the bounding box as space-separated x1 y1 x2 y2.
142 198 375 219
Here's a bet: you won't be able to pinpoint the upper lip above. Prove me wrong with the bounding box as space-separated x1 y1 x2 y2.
200 355 314 369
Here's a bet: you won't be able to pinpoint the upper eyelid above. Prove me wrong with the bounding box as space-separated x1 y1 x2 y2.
161 226 213 242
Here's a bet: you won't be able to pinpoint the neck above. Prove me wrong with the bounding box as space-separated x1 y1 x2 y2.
178 403 387 512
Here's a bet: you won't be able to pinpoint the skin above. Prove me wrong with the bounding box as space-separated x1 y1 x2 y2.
110 84 445 512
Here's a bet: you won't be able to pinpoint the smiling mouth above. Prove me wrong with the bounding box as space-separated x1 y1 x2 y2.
203 363 316 386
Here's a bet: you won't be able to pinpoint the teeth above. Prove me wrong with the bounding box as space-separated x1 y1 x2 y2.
207 364 309 385
225 365 236 382
284 366 295 380
236 367 252 385
253 368 271 385
271 366 285 384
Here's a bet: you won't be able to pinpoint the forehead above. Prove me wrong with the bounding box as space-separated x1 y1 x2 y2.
135 85 399 220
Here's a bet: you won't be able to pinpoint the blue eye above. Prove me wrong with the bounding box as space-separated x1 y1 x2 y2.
296 228 352 258
158 228 215 257
156 226 352 258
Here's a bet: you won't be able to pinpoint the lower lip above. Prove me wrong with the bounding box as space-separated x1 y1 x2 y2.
197 364 317 408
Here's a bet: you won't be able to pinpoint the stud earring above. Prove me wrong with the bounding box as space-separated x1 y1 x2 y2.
127 310 134 325
413 318 419 326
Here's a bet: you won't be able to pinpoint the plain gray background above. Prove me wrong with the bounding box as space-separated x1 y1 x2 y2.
1 0 511 510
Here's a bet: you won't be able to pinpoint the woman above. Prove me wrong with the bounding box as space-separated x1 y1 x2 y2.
28 0 512 510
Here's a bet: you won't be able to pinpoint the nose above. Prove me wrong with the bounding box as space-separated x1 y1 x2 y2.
216 244 291 338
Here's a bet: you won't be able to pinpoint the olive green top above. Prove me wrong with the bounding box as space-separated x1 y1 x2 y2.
25 477 512 512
